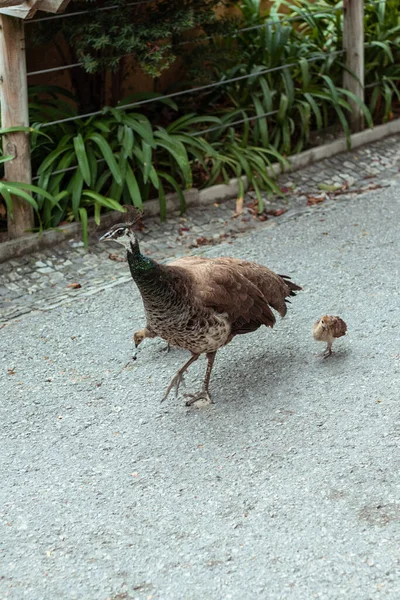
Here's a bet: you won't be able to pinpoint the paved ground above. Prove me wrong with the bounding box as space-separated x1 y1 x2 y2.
1 134 400 324
1 136 399 599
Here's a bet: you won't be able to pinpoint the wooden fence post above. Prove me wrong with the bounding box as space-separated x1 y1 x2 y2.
343 0 364 133
0 14 33 238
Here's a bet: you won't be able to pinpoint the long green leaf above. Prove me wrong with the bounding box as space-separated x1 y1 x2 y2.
88 133 122 186
37 145 73 175
155 130 192 188
125 166 143 208
3 185 39 211
159 171 186 213
0 155 14 164
123 115 156 148
0 183 13 219
78 207 88 249
73 134 91 186
6 182 55 202
70 170 84 219
82 190 126 213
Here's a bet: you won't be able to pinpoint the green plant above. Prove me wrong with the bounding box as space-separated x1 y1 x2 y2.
28 1 236 112
0 129 61 232
183 0 372 155
25 101 229 241
283 0 400 122
364 0 400 121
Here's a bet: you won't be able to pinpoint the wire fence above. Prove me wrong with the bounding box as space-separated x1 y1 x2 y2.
38 50 346 128
3 0 398 214
26 8 345 78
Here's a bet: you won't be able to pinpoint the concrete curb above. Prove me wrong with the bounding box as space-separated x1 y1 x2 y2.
1 118 400 263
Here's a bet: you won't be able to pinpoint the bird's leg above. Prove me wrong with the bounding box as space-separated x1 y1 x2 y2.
184 352 216 406
323 342 333 359
159 343 171 353
161 353 200 402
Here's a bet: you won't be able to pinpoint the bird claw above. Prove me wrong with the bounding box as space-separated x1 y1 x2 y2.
160 371 186 402
184 391 213 407
158 343 170 353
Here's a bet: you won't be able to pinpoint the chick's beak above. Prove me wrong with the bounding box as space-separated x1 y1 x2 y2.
99 232 112 242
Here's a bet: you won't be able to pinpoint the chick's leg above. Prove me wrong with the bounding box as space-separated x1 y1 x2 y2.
161 353 200 402
185 351 216 406
323 341 333 359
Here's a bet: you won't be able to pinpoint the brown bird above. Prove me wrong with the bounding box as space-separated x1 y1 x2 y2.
312 315 347 358
100 222 302 405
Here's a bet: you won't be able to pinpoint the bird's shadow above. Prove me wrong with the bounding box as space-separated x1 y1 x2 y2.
313 347 350 364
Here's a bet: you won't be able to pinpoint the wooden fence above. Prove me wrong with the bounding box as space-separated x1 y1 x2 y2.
0 0 365 239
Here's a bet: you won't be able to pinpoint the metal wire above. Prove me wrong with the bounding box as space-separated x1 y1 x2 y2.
32 159 105 181
190 110 279 137
38 50 344 128
28 63 83 77
364 81 381 89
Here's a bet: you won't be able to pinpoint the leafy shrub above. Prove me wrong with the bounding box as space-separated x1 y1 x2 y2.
181 0 372 154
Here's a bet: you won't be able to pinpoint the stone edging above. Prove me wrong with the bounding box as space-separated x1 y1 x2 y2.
1 117 400 264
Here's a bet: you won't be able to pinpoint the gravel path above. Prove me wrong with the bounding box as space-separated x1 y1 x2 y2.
1 176 399 599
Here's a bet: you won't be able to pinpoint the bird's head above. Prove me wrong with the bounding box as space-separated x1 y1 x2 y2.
133 329 146 348
99 222 138 252
319 316 328 329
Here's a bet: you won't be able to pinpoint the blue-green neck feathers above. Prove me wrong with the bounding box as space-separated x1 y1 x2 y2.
127 240 156 280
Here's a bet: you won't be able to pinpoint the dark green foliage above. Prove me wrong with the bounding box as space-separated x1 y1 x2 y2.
3 0 400 242
28 1 235 111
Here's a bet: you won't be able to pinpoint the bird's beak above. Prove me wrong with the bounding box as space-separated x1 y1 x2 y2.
99 232 112 242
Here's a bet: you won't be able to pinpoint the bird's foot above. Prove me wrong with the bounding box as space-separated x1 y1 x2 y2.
323 349 333 359
184 390 213 407
158 343 171 353
161 371 186 402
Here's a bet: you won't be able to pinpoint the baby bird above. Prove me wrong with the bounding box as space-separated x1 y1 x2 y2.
313 315 347 358
133 326 170 352
133 326 155 348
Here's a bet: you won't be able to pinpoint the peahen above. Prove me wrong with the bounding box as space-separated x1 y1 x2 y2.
100 222 302 406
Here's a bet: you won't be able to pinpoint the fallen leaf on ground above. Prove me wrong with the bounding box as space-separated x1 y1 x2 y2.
265 208 287 217
318 183 342 192
178 226 190 235
196 236 212 246
66 283 81 289
306 193 327 206
7 368 15 375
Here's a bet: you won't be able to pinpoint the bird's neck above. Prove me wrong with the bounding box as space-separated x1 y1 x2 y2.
126 241 157 280
126 241 181 316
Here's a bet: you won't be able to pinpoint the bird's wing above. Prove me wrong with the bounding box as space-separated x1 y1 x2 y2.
171 255 301 317
169 256 279 333
330 316 347 337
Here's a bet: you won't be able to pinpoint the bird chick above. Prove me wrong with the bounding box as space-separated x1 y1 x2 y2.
133 327 154 348
133 327 170 352
313 315 347 358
